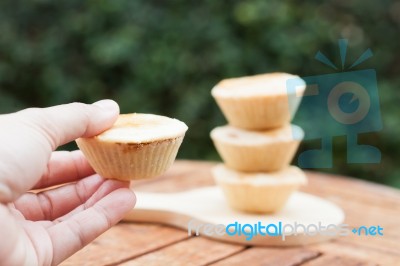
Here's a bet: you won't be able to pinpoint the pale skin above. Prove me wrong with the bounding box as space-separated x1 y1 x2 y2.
0 100 136 266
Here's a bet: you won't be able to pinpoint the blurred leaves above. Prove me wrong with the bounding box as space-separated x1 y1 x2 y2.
0 0 399 186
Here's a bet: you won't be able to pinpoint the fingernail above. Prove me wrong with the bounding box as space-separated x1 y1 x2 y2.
92 100 120 113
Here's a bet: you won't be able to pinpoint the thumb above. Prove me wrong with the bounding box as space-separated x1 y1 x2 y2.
16 100 120 150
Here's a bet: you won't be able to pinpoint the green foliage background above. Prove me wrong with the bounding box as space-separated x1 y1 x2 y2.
0 1 399 187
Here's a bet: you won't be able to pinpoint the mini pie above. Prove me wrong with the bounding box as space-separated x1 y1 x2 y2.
210 124 303 172
211 72 306 130
212 164 307 213
76 113 188 181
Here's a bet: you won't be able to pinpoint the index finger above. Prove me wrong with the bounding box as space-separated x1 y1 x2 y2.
33 150 95 189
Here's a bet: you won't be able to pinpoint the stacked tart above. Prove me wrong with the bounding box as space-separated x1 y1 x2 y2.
211 72 307 213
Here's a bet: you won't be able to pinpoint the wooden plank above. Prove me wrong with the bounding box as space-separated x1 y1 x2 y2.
301 254 378 266
303 172 400 210
61 223 189 266
133 161 400 210
300 192 400 238
118 237 245 266
133 161 400 247
132 161 216 193
128 161 400 264
338 235 400 257
62 161 400 265
299 173 400 256
209 247 320 266
308 240 400 265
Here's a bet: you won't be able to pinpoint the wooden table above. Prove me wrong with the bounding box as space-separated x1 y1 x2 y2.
62 160 400 266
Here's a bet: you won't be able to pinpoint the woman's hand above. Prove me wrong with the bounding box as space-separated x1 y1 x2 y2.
0 100 136 266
